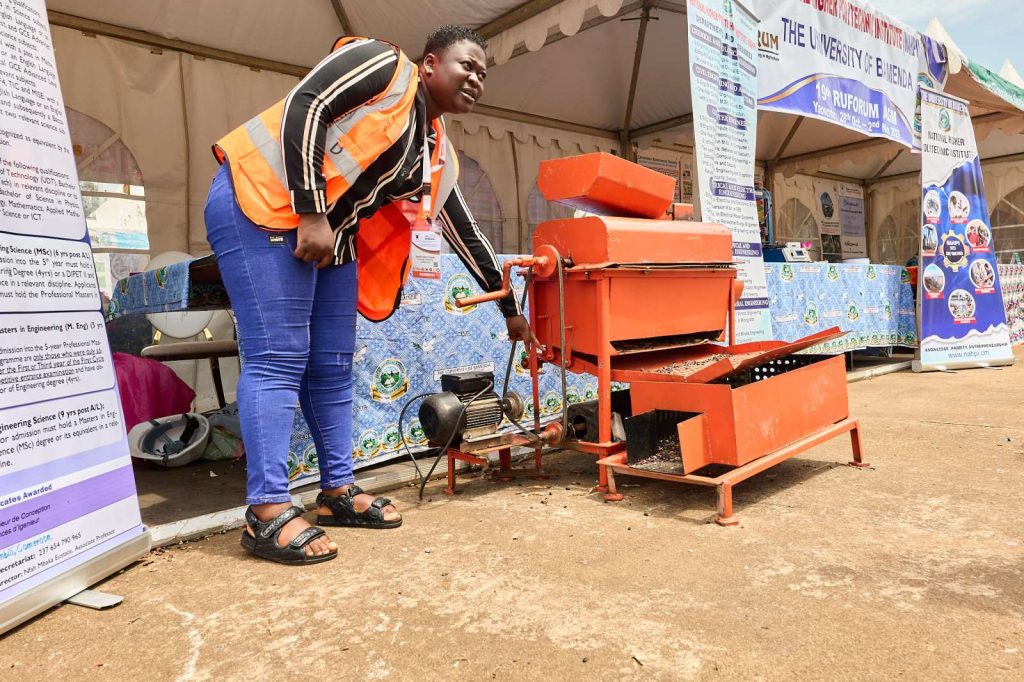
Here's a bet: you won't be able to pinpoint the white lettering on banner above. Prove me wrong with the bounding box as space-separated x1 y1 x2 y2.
0 0 146 629
751 0 920 147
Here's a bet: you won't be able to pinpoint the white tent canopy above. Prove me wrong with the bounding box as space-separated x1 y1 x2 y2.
47 1 1024 259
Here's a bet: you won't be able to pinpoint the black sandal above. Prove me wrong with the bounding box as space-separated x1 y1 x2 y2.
240 505 337 565
317 486 402 529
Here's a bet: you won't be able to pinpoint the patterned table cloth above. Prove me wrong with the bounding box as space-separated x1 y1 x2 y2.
763 263 918 353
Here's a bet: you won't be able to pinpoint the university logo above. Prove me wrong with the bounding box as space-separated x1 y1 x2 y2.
371 358 409 402
847 304 860 321
444 274 477 314
827 264 840 281
542 391 562 416
301 443 318 474
938 108 952 132
866 265 877 281
781 264 794 282
524 398 535 420
804 303 819 326
381 424 403 452
884 304 892 320
356 429 381 460
405 419 427 447
286 449 302 481
154 266 169 288
566 387 581 405
584 385 597 401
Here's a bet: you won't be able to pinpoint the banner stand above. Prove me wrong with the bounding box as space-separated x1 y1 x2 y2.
0 0 150 634
913 87 1015 372
0 531 149 633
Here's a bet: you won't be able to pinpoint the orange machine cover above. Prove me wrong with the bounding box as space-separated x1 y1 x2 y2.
533 215 733 266
537 153 675 219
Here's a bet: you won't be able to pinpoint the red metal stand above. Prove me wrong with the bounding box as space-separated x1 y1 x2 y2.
596 418 866 525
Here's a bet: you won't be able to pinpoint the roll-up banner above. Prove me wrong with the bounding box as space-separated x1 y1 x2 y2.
0 0 149 634
751 0 920 148
914 88 1014 372
687 0 773 342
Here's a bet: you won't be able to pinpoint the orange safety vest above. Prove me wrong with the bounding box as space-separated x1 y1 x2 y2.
213 36 460 321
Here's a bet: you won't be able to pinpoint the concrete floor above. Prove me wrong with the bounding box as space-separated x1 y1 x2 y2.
2 352 1023 680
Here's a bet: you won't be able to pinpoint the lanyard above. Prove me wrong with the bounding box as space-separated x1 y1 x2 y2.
419 121 446 222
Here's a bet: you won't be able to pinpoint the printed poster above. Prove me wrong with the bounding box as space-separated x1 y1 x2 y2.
636 152 682 203
687 0 773 342
914 88 1014 371
0 0 147 632
751 0 920 147
813 178 866 260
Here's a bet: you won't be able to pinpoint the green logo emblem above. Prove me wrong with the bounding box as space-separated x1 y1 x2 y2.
884 304 892 320
405 419 427 446
566 387 581 405
847 304 860 321
287 449 302 481
381 424 403 452
804 302 819 326
542 391 562 416
866 265 877 281
781 264 794 282
356 429 380 460
301 443 318 474
444 274 477 314
371 358 409 403
827 264 840 281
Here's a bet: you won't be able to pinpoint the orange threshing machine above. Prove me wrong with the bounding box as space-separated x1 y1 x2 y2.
454 153 866 524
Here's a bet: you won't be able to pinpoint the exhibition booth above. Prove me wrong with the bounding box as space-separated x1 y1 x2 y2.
53 0 1024 498
3 0 1024 633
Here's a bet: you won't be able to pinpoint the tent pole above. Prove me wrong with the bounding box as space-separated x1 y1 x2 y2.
769 116 805 166
621 2 654 161
328 0 354 36
778 112 1011 166
47 11 309 76
868 148 904 183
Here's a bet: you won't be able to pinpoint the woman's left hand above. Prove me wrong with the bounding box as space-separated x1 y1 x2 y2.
506 314 539 347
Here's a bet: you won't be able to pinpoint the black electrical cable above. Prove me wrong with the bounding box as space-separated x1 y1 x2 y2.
396 392 434 481
396 271 541 499
417 380 494 500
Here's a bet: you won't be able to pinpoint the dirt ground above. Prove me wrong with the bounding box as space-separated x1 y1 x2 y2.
3 355 1024 681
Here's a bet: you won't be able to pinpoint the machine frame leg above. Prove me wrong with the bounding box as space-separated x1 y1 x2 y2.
848 423 869 467
715 483 738 526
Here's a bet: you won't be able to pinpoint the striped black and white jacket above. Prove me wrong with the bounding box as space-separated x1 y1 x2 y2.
281 38 519 318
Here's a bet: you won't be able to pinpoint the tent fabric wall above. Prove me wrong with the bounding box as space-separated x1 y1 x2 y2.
53 26 188 256
181 56 298 256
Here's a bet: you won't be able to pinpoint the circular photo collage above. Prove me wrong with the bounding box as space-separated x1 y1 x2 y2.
923 190 942 222
948 289 976 321
969 259 995 289
922 223 938 253
923 263 945 295
965 219 991 250
948 191 971 221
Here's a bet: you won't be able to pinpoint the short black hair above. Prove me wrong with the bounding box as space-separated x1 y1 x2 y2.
422 25 487 58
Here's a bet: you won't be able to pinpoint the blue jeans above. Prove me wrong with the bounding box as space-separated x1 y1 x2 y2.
205 164 357 504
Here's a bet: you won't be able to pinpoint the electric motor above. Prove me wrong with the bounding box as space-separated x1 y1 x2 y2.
418 371 524 445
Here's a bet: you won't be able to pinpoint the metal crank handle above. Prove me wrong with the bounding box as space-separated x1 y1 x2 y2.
454 254 553 308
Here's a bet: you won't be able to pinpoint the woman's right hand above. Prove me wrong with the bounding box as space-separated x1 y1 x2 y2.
294 213 335 269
